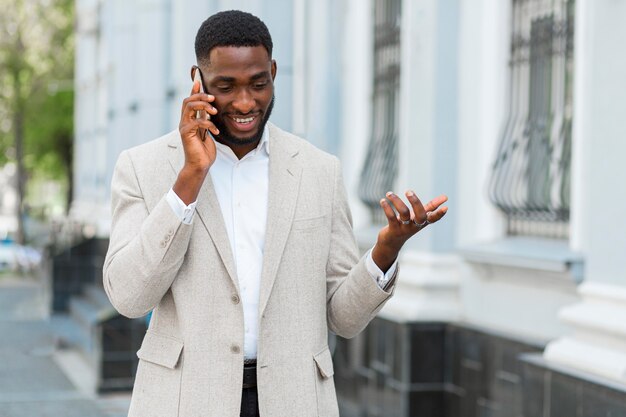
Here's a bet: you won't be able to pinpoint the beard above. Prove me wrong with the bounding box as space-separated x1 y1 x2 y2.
212 96 275 147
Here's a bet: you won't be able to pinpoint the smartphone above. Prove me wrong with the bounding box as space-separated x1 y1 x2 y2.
191 66 209 140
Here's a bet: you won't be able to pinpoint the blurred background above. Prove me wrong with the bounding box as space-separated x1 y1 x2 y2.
1 0 626 416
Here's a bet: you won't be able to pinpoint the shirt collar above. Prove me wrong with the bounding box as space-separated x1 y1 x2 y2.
258 125 270 156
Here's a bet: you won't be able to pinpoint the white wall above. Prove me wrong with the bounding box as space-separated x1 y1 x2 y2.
570 0 626 286
399 0 460 254
337 0 373 229
456 0 509 247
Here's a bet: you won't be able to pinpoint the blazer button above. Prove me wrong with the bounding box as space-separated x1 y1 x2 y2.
160 241 166 248
231 294 240 304
231 345 240 354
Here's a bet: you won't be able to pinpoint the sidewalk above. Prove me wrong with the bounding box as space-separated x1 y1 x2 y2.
0 273 129 417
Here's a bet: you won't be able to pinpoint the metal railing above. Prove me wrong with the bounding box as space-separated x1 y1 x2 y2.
358 0 401 223
489 0 574 238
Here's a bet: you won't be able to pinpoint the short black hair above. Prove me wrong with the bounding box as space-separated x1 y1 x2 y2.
195 10 273 66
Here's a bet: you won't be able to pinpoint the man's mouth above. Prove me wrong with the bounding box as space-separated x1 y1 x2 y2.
232 116 256 124
228 114 260 133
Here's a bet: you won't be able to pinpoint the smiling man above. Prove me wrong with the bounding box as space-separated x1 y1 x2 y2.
103 10 447 417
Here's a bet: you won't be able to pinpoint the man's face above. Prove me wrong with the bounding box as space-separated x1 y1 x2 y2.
200 45 276 147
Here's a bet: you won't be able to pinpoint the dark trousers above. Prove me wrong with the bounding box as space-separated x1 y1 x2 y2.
240 387 259 417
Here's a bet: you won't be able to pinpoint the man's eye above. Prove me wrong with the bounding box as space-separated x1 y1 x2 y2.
253 82 268 89
216 86 232 92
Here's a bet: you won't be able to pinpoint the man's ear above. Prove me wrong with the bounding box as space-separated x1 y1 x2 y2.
271 59 277 81
190 65 198 81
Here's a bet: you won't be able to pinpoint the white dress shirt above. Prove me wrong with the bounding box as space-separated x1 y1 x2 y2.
166 127 397 359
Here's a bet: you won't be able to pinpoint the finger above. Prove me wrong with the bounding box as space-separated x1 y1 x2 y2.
386 192 411 221
184 101 218 120
185 98 217 113
379 199 399 228
405 190 427 222
424 195 449 213
181 93 216 121
208 121 219 136
186 93 216 105
182 93 215 110
191 118 217 130
426 206 448 224
182 118 220 136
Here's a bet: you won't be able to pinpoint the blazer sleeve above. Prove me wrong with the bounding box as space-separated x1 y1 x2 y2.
325 157 396 338
103 150 193 318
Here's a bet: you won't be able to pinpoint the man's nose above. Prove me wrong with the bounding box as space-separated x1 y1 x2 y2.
233 89 255 114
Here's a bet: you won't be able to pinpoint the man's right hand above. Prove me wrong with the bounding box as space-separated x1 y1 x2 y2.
173 81 219 205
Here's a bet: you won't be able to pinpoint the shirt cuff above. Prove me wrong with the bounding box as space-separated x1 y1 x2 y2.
166 188 197 225
365 247 398 291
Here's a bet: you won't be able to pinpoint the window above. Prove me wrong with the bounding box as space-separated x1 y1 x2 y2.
358 0 401 223
489 0 575 238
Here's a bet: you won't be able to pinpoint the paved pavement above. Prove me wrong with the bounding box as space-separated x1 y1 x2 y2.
0 273 130 417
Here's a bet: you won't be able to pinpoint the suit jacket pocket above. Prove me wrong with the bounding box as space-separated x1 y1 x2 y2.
313 346 339 417
129 331 184 417
137 330 184 369
313 346 334 378
292 215 327 231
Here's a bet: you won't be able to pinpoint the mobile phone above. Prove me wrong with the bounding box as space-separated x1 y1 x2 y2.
191 66 209 140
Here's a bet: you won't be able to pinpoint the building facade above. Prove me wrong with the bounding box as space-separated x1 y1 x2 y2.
74 0 626 415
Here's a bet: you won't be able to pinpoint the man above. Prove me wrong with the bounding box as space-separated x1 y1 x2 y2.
103 10 447 417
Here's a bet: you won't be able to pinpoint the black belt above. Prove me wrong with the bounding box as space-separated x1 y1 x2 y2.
243 361 257 389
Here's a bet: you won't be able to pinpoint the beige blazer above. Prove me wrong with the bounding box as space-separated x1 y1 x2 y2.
103 123 395 417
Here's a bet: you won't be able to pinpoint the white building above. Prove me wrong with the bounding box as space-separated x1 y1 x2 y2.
0 163 18 239
74 0 626 414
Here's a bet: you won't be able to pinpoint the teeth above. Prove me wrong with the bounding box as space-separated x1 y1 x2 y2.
234 116 255 123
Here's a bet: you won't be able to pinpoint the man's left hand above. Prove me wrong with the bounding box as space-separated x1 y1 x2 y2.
371 191 448 272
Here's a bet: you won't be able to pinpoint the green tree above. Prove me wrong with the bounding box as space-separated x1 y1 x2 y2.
0 0 74 243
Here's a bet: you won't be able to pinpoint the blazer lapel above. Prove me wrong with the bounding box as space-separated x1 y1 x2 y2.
167 133 239 291
258 125 303 316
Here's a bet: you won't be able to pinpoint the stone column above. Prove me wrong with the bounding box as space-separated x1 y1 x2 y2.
543 0 626 383
378 0 462 322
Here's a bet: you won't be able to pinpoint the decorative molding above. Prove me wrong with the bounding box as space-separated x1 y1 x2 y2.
378 249 462 322
544 282 626 383
460 237 584 282
458 252 580 341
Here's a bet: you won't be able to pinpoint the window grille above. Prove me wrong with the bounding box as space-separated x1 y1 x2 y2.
488 0 575 238
358 0 401 223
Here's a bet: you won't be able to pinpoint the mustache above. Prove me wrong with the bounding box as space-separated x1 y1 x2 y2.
211 96 275 146
225 112 261 117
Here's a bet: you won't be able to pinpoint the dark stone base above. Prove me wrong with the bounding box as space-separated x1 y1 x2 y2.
522 354 626 417
51 238 109 312
334 319 626 417
334 319 448 417
99 313 146 393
